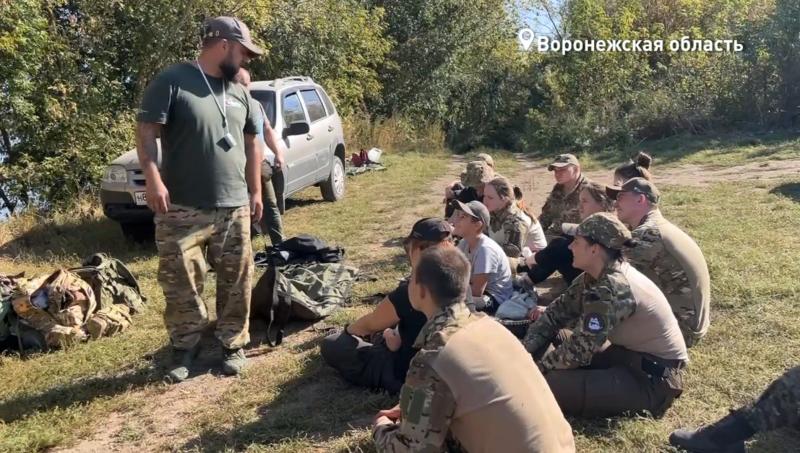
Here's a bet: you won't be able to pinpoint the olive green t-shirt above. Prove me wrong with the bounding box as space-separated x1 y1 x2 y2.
137 62 258 208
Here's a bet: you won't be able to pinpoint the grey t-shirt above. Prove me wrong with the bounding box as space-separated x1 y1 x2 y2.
458 235 513 303
138 62 258 208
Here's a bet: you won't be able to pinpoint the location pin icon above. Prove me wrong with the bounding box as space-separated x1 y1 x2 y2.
518 28 535 51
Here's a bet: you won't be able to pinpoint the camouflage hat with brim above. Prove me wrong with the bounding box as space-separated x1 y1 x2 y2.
547 153 580 171
566 212 632 250
606 177 660 204
475 153 495 168
460 161 494 188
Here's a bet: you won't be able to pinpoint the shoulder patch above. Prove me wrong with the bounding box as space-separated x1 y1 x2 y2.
399 384 433 425
584 313 605 333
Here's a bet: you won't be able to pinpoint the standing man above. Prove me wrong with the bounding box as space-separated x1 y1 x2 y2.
236 68 285 245
372 247 575 453
609 178 711 347
539 153 590 238
136 16 264 382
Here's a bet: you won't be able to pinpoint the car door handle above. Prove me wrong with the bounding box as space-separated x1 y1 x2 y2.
327 126 334 132
306 134 314 141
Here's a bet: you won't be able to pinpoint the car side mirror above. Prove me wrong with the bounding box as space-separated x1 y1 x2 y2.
283 121 310 137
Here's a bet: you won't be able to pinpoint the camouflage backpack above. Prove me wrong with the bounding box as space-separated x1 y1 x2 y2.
251 262 359 346
70 254 146 339
12 270 97 348
70 253 146 314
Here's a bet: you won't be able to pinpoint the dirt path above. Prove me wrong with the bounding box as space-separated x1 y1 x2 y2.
516 157 800 216
58 154 800 452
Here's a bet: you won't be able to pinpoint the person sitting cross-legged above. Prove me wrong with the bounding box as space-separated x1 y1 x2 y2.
320 218 454 394
450 200 513 314
524 212 688 418
609 177 711 347
372 246 575 453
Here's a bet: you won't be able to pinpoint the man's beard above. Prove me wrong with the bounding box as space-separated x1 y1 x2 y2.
220 52 240 81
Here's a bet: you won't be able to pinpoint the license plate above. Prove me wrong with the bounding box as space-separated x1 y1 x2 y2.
134 192 147 206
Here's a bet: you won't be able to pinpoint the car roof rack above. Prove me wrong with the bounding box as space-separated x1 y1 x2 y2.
272 76 315 88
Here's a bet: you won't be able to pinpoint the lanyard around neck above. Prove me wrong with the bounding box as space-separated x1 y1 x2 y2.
196 59 228 130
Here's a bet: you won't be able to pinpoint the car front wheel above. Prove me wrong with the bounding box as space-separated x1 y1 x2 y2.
320 157 345 202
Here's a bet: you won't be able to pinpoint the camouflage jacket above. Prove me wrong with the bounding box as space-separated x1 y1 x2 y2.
538 175 589 237
488 203 529 258
523 261 636 371
623 209 710 345
373 302 480 452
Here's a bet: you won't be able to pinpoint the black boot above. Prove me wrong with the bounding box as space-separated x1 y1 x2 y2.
669 411 755 452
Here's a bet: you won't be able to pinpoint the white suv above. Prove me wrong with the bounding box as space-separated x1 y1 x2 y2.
100 76 347 241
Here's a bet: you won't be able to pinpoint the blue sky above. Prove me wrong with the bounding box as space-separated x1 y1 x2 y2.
516 0 563 38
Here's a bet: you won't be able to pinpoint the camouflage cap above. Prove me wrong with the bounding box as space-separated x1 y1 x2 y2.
475 153 495 168
606 177 660 204
562 212 631 250
460 161 494 188
547 153 580 171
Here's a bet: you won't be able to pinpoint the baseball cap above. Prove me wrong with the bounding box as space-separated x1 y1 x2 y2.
406 218 453 242
547 153 580 171
460 161 494 188
453 200 490 228
202 16 264 56
606 177 660 204
561 212 632 250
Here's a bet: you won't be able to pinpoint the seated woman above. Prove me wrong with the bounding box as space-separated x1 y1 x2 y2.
518 181 615 285
514 186 548 253
320 218 454 394
450 200 513 314
613 151 652 186
482 176 536 264
523 212 688 418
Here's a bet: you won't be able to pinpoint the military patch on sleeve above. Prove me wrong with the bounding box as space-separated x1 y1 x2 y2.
400 385 431 425
583 313 605 333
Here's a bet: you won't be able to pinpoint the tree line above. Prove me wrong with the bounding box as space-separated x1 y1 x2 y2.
1 0 798 211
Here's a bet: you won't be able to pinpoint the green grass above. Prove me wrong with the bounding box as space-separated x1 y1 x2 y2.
1 151 800 451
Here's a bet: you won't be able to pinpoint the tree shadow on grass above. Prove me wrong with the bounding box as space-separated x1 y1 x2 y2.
0 216 155 264
180 355 395 452
0 344 171 422
770 183 800 203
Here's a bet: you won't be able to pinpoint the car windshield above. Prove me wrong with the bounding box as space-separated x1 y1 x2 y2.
251 90 276 128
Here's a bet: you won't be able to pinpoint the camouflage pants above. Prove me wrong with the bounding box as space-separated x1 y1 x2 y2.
742 366 800 432
155 204 253 350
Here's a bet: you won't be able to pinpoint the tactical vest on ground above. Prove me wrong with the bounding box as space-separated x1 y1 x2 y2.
12 270 96 348
70 253 147 339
